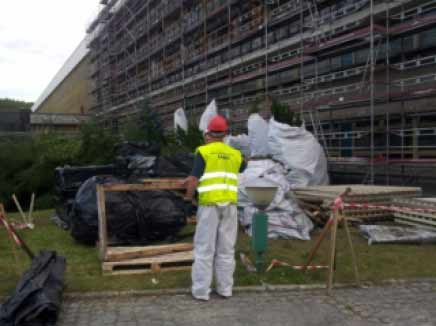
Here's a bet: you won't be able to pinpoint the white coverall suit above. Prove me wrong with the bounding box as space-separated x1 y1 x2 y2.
192 204 238 300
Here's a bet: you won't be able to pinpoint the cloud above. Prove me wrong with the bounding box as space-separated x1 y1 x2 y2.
0 0 99 102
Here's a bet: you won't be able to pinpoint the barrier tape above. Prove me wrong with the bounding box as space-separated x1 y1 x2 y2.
266 259 329 272
331 197 436 215
0 215 23 247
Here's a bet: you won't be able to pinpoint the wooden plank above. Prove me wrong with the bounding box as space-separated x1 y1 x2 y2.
394 213 436 226
103 179 185 192
97 184 108 260
105 243 194 262
102 250 194 276
394 218 436 231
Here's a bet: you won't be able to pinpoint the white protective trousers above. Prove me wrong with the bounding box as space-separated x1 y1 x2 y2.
191 204 238 300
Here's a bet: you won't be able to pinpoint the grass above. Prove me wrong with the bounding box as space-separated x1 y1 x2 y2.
1 209 436 296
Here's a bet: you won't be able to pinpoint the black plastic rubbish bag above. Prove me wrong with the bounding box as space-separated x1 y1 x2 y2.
114 141 194 180
0 251 66 326
70 176 188 245
54 165 114 228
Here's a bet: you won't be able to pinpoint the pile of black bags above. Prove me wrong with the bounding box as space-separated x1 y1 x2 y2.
54 141 195 245
70 176 190 245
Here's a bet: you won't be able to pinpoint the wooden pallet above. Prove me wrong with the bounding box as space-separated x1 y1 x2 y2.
105 243 193 262
102 250 194 276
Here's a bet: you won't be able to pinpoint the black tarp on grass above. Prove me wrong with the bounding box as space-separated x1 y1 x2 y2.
0 251 66 326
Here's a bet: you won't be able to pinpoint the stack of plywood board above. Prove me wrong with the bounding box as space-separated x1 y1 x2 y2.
393 197 436 230
294 185 422 225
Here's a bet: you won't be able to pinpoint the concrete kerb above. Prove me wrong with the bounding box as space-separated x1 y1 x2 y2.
61 277 436 301
1 278 435 302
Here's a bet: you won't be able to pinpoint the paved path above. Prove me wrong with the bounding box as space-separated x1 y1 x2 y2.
59 280 436 326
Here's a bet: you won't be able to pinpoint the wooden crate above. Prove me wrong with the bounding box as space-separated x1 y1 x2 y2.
102 250 194 276
96 178 186 261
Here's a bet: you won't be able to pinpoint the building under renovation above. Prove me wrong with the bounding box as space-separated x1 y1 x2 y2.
87 0 436 189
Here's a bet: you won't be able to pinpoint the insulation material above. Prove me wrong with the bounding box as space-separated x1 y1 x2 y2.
247 113 270 157
199 99 218 132
238 159 313 240
268 117 329 187
174 108 188 132
225 134 250 158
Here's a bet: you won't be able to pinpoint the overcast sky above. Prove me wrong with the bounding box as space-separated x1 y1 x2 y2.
0 0 100 102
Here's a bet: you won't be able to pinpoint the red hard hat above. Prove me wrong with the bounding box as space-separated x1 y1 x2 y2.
207 115 228 132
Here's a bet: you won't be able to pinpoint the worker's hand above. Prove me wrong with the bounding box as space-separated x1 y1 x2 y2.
184 176 199 202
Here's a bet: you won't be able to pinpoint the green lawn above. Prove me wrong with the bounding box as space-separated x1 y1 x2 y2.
1 209 435 296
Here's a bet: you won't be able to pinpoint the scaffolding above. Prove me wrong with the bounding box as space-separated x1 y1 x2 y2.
86 0 436 185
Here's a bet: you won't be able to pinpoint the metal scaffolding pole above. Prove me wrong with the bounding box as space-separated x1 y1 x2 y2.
264 0 269 103
369 0 375 184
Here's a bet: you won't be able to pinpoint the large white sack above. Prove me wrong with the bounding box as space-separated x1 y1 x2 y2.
267 117 329 187
199 99 218 132
174 108 188 132
242 206 313 240
225 134 250 158
238 159 290 210
247 113 270 157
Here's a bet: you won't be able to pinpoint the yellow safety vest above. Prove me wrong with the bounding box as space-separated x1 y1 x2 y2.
196 141 242 205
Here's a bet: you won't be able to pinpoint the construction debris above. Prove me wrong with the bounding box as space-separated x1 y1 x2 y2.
294 185 422 225
359 225 436 245
393 197 436 230
239 252 257 273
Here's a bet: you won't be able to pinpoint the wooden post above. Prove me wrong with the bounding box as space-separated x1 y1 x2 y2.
28 193 35 226
12 194 28 225
0 204 20 275
97 185 108 261
304 217 333 269
327 211 339 295
343 217 360 287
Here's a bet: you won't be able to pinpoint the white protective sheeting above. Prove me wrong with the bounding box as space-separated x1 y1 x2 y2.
199 99 218 132
225 134 250 158
174 108 188 131
268 117 329 187
238 159 313 240
247 114 270 157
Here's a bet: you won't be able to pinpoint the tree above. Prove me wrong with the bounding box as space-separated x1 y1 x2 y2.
0 98 33 110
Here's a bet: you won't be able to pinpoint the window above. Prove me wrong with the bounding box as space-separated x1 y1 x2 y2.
341 52 354 67
421 27 436 49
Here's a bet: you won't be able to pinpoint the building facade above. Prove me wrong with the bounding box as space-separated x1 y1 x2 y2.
87 0 436 163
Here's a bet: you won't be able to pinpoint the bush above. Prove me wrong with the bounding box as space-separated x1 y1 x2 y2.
0 120 119 211
121 100 167 146
77 121 119 165
271 99 302 126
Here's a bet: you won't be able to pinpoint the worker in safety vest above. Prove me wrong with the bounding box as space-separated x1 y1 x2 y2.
184 115 245 301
